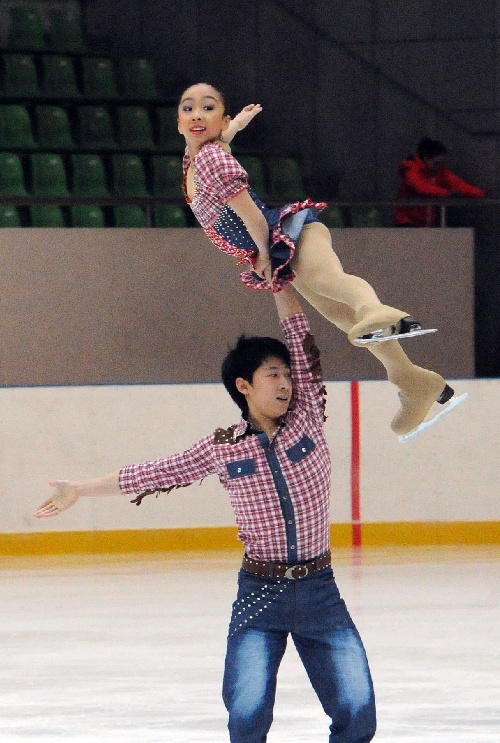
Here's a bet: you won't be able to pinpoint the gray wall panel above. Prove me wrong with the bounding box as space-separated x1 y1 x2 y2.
0 228 474 386
434 39 496 111
374 0 435 41
430 0 496 37
315 0 374 43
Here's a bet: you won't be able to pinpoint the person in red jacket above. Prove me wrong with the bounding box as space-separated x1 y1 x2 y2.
394 138 485 226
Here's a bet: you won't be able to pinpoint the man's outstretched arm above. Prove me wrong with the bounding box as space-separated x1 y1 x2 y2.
35 472 122 518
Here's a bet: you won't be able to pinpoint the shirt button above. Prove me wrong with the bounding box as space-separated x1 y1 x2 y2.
290 545 296 550
302 447 307 452
288 520 293 525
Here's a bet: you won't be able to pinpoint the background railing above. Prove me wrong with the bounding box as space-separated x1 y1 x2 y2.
0 196 496 227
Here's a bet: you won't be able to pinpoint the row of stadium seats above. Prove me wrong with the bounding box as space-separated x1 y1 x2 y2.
2 6 87 53
0 151 309 202
0 149 383 226
0 152 182 198
0 103 182 152
0 203 191 228
0 7 314 226
0 53 159 100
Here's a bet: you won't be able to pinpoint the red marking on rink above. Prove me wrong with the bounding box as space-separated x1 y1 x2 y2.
350 381 362 548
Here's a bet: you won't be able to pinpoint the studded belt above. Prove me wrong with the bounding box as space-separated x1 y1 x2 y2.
241 550 331 580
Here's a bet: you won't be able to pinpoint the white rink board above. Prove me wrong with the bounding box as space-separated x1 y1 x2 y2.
0 378 497 534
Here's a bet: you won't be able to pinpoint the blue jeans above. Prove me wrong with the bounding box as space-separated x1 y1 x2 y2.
222 568 376 743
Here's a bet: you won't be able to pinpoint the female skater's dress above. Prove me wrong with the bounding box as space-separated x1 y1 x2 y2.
182 142 326 292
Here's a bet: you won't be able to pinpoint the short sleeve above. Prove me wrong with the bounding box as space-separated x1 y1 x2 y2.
196 143 249 205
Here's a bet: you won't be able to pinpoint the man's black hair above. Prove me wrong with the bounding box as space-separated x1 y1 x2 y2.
221 335 291 418
417 137 447 159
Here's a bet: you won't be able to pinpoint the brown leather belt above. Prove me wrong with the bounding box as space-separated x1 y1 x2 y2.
242 550 331 580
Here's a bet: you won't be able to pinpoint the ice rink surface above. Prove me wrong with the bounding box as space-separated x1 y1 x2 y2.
0 545 498 742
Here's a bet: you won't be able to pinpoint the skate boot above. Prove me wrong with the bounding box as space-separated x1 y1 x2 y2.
348 304 438 346
391 367 468 442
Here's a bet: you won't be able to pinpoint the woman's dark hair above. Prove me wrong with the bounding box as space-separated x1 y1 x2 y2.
417 137 447 159
221 335 291 417
178 82 230 116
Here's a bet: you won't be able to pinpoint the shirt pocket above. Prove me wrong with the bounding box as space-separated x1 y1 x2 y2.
285 434 316 463
226 458 256 479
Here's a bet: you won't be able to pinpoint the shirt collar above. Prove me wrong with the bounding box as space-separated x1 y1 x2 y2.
233 415 287 441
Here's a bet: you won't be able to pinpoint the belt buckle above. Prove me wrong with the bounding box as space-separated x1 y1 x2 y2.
284 563 309 580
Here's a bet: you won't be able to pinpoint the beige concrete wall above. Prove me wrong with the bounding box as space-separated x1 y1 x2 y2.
0 227 474 385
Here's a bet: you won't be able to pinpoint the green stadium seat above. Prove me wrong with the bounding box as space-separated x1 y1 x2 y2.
155 106 184 152
77 106 117 150
1 54 41 97
30 205 66 227
112 154 148 196
30 153 69 196
47 8 86 53
41 55 80 98
267 156 306 201
117 106 155 150
71 153 109 197
0 152 27 196
81 57 118 99
0 105 36 149
153 205 187 227
70 205 105 227
114 205 147 227
8 7 46 51
320 205 345 228
119 58 157 99
151 155 182 198
349 206 383 227
0 205 21 227
35 106 74 149
239 155 267 198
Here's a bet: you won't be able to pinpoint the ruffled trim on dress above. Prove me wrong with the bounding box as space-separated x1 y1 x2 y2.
240 199 327 293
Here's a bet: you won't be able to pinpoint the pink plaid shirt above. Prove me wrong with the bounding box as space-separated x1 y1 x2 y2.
119 314 331 562
182 143 249 229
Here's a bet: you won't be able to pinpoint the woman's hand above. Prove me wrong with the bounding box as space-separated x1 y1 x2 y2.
232 104 263 132
254 252 271 279
35 480 80 518
220 104 263 145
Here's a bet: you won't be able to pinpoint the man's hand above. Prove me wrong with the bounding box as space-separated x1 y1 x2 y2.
35 480 80 518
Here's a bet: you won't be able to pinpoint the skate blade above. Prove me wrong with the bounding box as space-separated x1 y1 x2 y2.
398 392 469 443
353 328 438 346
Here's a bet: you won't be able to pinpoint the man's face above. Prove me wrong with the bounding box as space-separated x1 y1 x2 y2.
236 357 292 429
423 154 445 176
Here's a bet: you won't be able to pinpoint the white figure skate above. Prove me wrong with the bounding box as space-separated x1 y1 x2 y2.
353 316 438 346
398 387 469 443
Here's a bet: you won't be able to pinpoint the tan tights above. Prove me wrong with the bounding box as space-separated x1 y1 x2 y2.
291 222 417 385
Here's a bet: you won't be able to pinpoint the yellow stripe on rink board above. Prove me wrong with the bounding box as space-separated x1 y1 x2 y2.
0 522 498 556
0 527 241 557
360 521 500 546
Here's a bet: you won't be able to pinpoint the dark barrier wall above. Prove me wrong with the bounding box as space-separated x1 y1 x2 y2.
0 228 473 386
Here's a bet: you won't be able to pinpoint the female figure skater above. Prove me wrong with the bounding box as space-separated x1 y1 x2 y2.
177 82 465 440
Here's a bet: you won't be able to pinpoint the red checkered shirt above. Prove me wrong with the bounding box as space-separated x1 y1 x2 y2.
182 143 249 229
119 313 331 562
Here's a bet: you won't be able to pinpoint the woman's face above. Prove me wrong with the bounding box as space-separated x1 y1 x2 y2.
423 154 446 175
177 83 230 150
